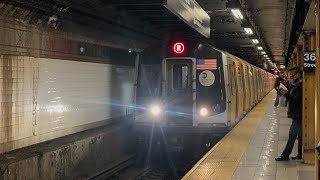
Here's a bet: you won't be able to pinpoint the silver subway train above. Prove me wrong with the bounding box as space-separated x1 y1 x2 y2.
135 43 275 134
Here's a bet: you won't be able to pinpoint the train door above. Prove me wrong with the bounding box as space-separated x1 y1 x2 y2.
254 69 259 103
243 64 250 112
228 58 237 125
261 71 265 95
258 71 262 99
162 58 196 125
252 69 255 103
261 72 264 95
240 63 247 113
249 66 254 107
244 65 249 109
236 62 244 119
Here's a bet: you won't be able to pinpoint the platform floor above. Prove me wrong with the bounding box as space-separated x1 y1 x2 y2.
182 91 315 180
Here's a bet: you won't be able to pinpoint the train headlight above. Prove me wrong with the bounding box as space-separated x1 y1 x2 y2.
149 105 162 116
199 107 209 117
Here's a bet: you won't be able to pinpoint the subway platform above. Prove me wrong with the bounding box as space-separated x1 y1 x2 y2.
182 91 315 180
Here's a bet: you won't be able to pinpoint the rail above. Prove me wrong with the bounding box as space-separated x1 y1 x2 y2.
87 154 136 180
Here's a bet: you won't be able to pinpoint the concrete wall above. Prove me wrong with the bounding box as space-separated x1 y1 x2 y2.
0 124 134 180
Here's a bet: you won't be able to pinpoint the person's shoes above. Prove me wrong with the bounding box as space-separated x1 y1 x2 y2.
275 155 289 161
291 155 302 160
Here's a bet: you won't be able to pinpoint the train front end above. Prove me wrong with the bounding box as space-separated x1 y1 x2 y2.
135 42 229 134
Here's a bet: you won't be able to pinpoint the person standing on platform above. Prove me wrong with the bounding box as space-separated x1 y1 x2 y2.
275 66 303 161
283 77 290 106
274 76 284 107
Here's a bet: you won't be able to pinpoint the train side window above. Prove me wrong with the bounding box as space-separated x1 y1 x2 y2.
172 64 190 90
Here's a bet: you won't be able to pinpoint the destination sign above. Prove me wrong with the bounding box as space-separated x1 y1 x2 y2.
164 0 211 38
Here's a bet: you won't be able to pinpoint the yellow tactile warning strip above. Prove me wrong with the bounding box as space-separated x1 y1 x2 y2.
182 91 275 180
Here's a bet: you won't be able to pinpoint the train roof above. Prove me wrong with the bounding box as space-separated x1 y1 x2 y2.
203 43 272 74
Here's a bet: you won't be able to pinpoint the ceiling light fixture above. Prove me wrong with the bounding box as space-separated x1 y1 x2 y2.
244 28 253 34
252 39 259 44
261 51 266 55
264 55 268 58
257 46 263 50
231 9 243 19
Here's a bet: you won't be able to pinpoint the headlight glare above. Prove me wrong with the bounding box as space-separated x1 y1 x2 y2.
150 105 161 116
199 107 209 117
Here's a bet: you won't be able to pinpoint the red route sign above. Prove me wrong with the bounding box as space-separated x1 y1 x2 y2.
173 42 185 54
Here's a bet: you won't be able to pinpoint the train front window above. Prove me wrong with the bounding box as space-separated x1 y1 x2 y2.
172 64 190 90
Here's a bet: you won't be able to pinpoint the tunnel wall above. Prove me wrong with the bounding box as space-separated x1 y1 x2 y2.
0 16 137 153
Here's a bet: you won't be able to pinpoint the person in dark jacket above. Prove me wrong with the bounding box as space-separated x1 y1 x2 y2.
275 66 303 161
274 76 284 90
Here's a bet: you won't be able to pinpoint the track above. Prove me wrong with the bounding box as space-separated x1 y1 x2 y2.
133 168 168 180
86 127 224 180
87 154 136 180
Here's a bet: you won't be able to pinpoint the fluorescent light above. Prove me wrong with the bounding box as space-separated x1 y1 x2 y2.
261 51 266 54
257 46 263 50
252 39 259 44
231 9 243 19
244 28 253 34
264 55 268 57
267 59 271 62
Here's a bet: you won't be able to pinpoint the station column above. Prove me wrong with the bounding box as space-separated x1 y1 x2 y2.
315 0 320 178
302 32 316 164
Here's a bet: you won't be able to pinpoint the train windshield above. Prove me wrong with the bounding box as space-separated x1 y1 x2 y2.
164 60 193 95
172 64 190 90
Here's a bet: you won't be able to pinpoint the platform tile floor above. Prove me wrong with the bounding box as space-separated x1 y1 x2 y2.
232 104 315 180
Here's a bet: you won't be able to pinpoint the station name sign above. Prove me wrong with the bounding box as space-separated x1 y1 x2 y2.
303 51 316 72
164 0 210 38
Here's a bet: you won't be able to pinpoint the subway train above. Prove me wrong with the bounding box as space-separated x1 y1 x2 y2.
134 42 275 137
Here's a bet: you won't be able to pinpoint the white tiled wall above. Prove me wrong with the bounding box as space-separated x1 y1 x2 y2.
0 56 135 153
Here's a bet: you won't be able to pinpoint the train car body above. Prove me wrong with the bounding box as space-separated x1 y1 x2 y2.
135 43 275 135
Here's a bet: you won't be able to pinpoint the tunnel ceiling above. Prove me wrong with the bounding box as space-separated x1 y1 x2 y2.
243 0 296 65
2 0 298 68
